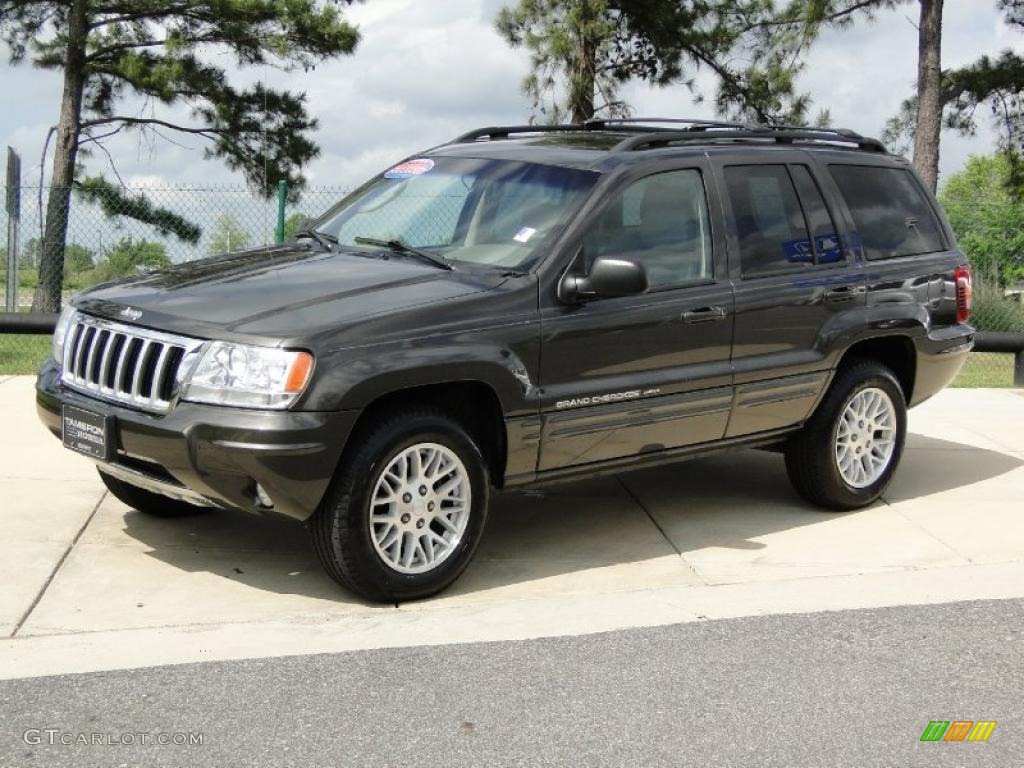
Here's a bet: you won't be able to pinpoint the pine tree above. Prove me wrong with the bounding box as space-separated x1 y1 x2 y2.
780 1 1024 193
0 1 360 311
495 0 812 125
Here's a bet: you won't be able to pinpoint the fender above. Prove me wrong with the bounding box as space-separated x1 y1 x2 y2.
299 336 541 416
817 302 930 369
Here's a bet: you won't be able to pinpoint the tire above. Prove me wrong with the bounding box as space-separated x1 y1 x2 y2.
99 469 211 517
310 407 490 603
785 360 907 511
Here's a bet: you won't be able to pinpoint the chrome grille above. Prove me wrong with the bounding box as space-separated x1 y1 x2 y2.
60 313 205 413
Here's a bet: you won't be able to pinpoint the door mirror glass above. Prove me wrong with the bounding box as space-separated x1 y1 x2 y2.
590 255 648 297
561 255 648 301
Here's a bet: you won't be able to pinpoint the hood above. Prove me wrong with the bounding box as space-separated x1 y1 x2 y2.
73 245 503 344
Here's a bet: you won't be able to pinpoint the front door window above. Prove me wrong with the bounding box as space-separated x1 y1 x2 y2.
583 169 713 288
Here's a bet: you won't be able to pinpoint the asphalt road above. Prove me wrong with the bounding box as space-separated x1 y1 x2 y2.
2 598 1022 768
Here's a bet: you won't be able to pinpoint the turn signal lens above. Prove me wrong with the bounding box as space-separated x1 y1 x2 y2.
285 351 314 394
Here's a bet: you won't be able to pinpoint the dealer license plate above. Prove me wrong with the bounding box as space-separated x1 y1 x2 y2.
61 405 112 461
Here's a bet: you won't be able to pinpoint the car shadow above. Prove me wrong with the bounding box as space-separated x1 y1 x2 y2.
119 433 1022 605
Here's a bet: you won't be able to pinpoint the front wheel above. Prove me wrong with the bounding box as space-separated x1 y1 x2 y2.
310 408 489 603
785 360 907 510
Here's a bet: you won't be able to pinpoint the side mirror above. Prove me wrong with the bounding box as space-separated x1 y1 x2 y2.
560 255 648 303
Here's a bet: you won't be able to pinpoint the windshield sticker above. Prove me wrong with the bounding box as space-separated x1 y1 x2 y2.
384 158 434 179
514 226 537 243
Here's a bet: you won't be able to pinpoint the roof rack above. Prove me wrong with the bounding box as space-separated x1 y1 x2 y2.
451 118 750 144
583 116 757 131
450 125 585 143
449 119 887 154
612 126 887 153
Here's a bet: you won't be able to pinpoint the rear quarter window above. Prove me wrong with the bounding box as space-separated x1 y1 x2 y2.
829 165 946 260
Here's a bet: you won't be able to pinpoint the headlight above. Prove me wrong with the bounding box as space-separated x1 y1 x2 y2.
52 305 76 364
181 342 314 409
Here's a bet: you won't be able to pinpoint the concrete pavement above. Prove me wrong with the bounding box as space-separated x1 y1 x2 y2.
1 375 1023 679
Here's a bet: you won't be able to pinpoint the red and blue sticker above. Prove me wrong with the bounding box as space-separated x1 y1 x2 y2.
384 158 434 179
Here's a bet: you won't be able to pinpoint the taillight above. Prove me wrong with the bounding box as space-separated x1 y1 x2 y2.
954 264 972 324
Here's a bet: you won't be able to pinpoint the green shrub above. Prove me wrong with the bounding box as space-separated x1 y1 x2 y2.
17 268 38 288
971 284 1024 332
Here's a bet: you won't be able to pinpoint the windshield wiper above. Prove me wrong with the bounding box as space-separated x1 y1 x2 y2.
353 236 453 271
295 228 337 251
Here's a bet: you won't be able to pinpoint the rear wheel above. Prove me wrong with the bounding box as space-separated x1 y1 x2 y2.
785 360 907 510
310 408 489 603
98 469 211 517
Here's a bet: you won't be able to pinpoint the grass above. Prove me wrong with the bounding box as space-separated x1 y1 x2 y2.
951 352 1016 388
0 335 51 376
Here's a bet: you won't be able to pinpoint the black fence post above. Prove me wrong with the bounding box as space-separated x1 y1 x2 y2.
974 332 1024 388
0 312 58 333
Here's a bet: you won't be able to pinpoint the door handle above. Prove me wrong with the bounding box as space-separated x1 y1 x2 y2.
824 286 860 303
682 306 727 323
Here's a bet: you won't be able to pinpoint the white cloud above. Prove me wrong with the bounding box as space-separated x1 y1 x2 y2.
0 0 1015 195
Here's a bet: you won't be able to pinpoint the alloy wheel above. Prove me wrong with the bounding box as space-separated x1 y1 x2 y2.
368 442 472 574
834 386 898 489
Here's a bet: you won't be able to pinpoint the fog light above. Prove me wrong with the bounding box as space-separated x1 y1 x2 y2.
255 484 274 509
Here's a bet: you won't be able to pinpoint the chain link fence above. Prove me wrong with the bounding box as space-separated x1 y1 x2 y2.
960 281 1024 387
2 182 1023 383
3 183 348 309
1 183 346 373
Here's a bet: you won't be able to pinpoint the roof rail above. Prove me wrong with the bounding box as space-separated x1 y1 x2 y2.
448 120 887 154
584 116 755 131
612 127 887 153
452 118 751 144
450 124 585 144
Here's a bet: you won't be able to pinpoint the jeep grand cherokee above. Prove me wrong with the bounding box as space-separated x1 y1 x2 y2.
37 118 974 602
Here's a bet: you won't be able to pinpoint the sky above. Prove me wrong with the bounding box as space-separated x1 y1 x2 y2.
0 0 1019 198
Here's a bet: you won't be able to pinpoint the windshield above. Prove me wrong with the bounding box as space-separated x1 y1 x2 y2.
314 157 598 270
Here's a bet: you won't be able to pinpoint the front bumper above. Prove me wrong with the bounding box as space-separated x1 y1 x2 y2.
36 359 358 521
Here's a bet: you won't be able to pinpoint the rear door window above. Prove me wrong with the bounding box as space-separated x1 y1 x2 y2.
828 165 945 260
724 165 819 276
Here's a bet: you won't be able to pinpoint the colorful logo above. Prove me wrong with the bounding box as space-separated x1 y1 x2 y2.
920 721 997 742
384 158 434 179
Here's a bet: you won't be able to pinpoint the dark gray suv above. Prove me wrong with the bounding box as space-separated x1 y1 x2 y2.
37 119 974 602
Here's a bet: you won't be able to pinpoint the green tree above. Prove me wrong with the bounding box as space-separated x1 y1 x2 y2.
767 0 943 189
63 243 94 273
18 238 40 269
497 0 621 122
0 1 361 311
780 1 1024 193
207 214 252 256
496 0 811 124
75 178 200 246
15 237 91 272
939 154 1024 288
100 238 171 279
284 212 311 241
